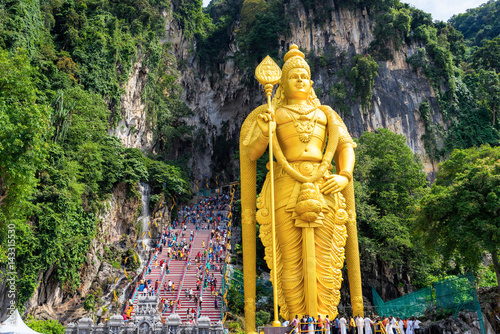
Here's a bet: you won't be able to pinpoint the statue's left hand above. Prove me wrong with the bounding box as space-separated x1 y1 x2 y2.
320 174 349 194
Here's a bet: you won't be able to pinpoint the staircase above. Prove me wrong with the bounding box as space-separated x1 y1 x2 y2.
129 224 225 323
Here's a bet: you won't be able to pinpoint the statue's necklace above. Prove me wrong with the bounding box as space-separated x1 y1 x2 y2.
283 105 318 143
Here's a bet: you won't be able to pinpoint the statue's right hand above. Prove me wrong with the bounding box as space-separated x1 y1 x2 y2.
257 109 276 137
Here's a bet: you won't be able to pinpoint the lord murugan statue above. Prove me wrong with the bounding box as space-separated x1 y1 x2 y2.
239 44 364 333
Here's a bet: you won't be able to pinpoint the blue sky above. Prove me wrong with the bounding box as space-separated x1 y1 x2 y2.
201 0 487 22
402 0 486 21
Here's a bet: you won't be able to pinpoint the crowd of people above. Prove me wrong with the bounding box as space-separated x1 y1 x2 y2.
285 314 422 334
122 192 234 323
157 193 233 322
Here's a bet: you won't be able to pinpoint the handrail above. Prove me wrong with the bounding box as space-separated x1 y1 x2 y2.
296 321 329 334
122 236 162 318
172 229 198 313
221 187 236 323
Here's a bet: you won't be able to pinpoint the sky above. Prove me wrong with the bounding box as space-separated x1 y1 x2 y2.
401 0 487 21
201 0 487 22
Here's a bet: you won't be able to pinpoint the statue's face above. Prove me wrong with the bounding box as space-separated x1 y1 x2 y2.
285 68 311 100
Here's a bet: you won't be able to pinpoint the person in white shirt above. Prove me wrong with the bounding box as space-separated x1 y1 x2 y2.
355 315 364 334
413 318 421 334
363 317 374 334
339 316 348 334
405 318 413 334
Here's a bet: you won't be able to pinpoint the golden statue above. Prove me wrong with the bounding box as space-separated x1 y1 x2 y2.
239 45 364 333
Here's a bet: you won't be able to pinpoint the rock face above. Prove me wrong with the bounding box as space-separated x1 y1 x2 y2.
139 0 441 183
12 0 448 323
420 311 496 334
111 61 154 152
23 183 141 323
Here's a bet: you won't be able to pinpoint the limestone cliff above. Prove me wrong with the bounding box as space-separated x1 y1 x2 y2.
19 0 446 322
151 0 440 182
22 183 170 323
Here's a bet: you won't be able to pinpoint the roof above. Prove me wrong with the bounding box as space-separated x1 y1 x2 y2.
0 310 43 334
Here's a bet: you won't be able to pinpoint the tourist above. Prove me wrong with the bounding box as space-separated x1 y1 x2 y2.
398 318 404 334
406 319 414 334
300 315 308 333
356 315 364 334
413 318 421 334
339 316 347 334
333 316 340 334
316 315 324 334
349 316 355 334
363 316 374 334
291 315 300 333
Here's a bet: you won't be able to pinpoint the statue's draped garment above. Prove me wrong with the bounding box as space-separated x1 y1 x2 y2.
241 104 358 320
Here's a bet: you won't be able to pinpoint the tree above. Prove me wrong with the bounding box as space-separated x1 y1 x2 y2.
476 69 500 126
0 48 50 221
416 145 500 288
354 129 430 282
26 315 65 334
472 36 500 72
355 128 427 217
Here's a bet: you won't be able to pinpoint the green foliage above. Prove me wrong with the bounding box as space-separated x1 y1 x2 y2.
370 4 414 59
0 48 50 223
443 79 499 152
0 0 45 55
26 315 65 334
416 145 500 284
354 129 431 282
196 12 237 71
142 42 194 159
255 310 271 327
83 294 96 312
348 54 379 111
478 264 498 287
235 0 287 69
465 69 500 126
171 0 212 38
418 100 442 161
227 284 244 314
471 36 500 72
147 159 191 202
123 249 140 271
449 0 500 46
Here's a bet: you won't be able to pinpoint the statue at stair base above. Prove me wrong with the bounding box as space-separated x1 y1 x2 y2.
65 314 225 334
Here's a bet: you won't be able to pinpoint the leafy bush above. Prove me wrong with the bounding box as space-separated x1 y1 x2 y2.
26 315 65 334
255 310 271 327
348 54 379 111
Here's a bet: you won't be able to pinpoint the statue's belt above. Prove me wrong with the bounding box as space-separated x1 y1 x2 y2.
266 161 331 179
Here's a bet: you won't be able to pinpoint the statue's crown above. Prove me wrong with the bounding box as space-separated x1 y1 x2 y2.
284 44 305 62
282 44 310 78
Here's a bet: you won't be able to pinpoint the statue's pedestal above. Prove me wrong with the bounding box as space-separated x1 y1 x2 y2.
263 327 291 334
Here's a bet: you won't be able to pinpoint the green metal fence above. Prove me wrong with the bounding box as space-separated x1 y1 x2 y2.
372 273 485 334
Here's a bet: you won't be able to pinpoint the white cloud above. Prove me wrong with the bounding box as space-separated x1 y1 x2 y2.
401 0 487 21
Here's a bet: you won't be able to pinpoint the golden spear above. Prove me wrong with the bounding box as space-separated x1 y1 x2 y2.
255 55 281 327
